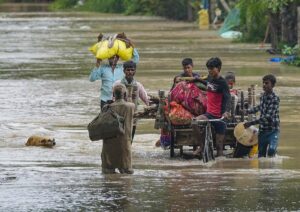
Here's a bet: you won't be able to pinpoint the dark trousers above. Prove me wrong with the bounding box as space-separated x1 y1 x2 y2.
131 126 136 144
100 100 108 110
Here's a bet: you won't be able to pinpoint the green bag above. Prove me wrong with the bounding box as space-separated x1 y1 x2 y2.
88 105 125 141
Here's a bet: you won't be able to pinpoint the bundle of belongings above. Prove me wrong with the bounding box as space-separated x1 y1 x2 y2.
89 32 134 61
166 80 207 126
159 80 207 148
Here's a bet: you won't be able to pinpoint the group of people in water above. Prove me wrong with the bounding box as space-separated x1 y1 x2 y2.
89 45 280 175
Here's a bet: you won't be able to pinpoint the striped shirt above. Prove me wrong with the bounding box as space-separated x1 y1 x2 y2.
248 92 280 131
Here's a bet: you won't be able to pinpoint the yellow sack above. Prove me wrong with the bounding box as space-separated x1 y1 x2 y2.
115 40 133 61
89 39 133 61
198 9 209 30
249 144 258 158
89 40 118 60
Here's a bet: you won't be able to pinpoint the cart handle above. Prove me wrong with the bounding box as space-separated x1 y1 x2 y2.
191 116 225 125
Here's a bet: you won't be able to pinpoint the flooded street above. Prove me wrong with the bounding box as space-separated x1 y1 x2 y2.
1 11 300 211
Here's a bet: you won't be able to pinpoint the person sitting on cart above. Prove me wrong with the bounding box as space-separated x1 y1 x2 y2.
192 57 231 157
177 58 200 78
225 71 238 114
176 58 208 91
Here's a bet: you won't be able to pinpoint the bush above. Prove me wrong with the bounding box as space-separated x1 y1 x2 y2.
282 45 300 67
50 0 78 10
50 0 195 21
124 0 190 20
81 0 125 13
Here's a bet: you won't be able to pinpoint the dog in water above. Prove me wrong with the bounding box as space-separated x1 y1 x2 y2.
26 135 56 147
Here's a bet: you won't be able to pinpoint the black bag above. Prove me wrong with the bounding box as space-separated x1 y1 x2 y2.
87 105 125 141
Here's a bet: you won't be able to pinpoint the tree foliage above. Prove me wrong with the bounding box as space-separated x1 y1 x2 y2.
124 0 191 20
51 0 193 20
81 0 125 13
50 0 77 10
236 0 269 42
266 0 295 12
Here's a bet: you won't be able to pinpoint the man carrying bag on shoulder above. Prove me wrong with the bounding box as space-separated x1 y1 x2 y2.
88 83 135 174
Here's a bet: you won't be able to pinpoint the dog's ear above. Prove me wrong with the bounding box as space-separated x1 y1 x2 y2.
41 139 46 144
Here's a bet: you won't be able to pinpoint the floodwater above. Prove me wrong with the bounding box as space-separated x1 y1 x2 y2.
0 11 300 211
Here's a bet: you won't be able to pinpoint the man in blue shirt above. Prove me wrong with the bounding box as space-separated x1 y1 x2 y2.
89 49 139 109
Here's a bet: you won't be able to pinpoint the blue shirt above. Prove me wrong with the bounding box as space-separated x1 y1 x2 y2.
89 49 139 102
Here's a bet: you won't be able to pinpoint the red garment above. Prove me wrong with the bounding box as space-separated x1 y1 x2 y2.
170 81 207 116
207 91 223 117
206 76 230 118
168 101 193 125
230 89 238 95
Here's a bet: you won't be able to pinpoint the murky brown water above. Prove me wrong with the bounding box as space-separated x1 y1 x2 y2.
0 11 300 211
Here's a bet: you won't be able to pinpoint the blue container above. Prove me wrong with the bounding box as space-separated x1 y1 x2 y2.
270 57 282 62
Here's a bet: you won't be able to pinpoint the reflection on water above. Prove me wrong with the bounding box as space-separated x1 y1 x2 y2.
0 12 300 210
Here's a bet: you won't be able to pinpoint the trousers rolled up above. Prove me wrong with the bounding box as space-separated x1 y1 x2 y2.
258 130 279 157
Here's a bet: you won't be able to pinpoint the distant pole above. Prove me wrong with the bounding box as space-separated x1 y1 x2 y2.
187 0 193 22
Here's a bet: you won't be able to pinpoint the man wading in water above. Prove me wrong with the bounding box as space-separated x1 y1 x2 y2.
114 60 149 143
89 34 139 110
192 57 231 157
101 83 135 174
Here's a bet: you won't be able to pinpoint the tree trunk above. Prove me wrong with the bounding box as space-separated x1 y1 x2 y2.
187 0 193 22
209 0 217 24
281 2 298 46
269 11 281 49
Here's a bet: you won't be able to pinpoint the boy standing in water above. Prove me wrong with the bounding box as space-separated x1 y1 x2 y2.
244 74 280 157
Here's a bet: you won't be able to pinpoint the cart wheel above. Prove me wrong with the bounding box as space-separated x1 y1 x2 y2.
209 143 215 161
180 146 183 156
203 150 209 163
170 145 175 157
170 130 175 158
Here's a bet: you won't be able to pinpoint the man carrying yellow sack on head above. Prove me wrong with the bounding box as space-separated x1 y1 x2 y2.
89 33 139 110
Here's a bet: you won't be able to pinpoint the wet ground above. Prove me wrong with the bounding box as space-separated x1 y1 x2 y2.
0 11 300 211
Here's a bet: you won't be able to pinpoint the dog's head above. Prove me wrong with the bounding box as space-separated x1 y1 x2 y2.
40 138 56 147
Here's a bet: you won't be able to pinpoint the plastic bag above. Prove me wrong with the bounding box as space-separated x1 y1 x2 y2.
115 40 134 61
89 39 133 61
